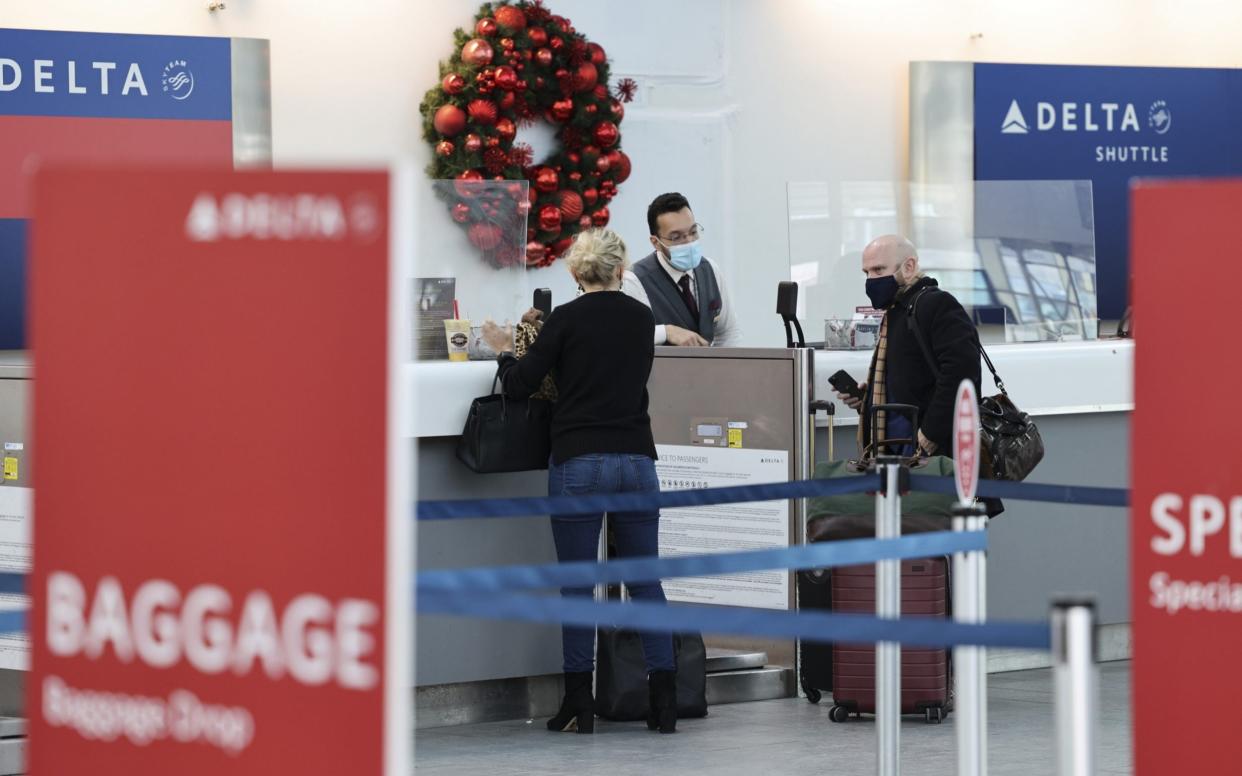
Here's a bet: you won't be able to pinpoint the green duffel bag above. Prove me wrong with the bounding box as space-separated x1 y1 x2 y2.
806 456 962 541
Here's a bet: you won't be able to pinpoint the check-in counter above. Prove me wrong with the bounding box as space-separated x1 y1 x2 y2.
413 338 1133 717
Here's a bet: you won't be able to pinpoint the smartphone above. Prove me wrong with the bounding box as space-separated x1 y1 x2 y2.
533 288 552 317
828 369 865 401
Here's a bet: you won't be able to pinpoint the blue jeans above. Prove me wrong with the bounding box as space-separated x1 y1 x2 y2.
548 453 675 674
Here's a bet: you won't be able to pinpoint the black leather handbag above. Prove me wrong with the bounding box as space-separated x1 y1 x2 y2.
906 288 1045 482
594 628 708 721
454 370 552 473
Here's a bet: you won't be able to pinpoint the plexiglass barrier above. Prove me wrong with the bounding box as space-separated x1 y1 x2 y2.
412 180 531 360
787 180 1098 346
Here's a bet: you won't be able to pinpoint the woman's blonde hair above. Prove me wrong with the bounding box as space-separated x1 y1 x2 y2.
565 228 628 287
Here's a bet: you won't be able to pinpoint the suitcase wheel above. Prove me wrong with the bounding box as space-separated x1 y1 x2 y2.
828 705 851 723
923 706 945 724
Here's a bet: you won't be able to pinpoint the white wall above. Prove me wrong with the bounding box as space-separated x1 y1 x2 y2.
8 0 1242 341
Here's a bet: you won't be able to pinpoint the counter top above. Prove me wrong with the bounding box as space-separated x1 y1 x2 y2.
408 339 1134 438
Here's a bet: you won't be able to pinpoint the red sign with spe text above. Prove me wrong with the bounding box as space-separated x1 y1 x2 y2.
1131 180 1242 775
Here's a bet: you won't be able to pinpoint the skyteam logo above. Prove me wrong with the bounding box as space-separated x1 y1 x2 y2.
1148 100 1171 134
161 59 194 101
1001 100 1028 134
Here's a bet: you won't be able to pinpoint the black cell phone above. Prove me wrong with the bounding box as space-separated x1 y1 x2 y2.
828 369 865 401
533 288 552 317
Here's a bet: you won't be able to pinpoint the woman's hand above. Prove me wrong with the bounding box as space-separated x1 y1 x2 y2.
481 319 514 354
520 307 543 325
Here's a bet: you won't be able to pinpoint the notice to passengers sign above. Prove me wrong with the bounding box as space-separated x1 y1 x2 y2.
1131 180 1242 775
28 168 407 774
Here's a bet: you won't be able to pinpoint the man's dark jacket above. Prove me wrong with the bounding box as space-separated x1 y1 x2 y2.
862 276 981 453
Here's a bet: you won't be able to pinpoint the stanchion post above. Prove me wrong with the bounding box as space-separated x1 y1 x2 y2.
953 504 988 776
1052 597 1097 776
876 458 903 776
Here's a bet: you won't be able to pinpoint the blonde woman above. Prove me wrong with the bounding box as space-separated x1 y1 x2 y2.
482 229 677 735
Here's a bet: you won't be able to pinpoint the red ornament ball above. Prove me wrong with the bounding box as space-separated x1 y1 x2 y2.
610 99 625 122
549 36 564 51
582 188 598 206
600 180 617 199
435 140 455 157
463 133 482 153
595 154 611 173
538 204 563 232
533 166 560 193
527 26 548 47
461 38 494 66
454 169 484 197
588 43 606 65
442 73 466 95
552 236 573 256
495 66 518 90
467 99 498 126
494 5 527 33
584 104 597 116
497 91 516 111
608 150 632 183
593 121 619 148
451 203 471 223
535 47 553 67
549 98 574 122
468 222 504 251
496 117 517 142
574 62 598 93
558 190 584 221
579 215 593 230
499 37 515 51
591 207 610 227
475 18 498 37
433 104 467 137
525 240 546 265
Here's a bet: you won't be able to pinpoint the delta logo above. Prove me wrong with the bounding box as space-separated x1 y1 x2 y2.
1000 98 1173 163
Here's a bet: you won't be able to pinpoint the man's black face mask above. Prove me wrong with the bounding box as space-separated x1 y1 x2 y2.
865 274 900 309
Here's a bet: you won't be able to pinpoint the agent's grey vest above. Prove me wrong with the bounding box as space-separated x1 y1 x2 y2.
632 252 722 343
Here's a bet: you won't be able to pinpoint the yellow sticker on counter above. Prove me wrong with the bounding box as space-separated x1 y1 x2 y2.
728 428 744 448
2 457 15 480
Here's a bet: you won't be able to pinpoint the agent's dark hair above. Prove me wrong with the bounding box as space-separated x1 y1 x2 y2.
647 192 692 236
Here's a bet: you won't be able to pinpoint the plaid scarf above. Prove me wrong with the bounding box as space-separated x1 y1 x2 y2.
858 314 889 457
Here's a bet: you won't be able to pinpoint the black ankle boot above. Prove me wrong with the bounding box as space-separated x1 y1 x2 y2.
646 669 677 734
547 671 595 733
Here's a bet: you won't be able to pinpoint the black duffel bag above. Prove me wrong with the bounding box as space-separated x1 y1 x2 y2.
595 628 708 721
454 370 552 473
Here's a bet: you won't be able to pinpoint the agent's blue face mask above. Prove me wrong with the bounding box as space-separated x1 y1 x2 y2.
865 274 900 309
662 240 703 272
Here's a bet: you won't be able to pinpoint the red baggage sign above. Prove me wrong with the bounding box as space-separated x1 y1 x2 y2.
952 379 980 505
28 169 407 774
1131 180 1242 775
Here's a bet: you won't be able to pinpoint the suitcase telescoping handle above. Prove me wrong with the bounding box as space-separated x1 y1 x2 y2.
809 399 835 463
867 402 919 456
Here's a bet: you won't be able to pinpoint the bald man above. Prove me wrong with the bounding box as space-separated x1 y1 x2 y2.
834 235 981 458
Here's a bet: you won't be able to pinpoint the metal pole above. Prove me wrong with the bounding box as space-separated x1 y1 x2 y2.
1052 598 1097 776
973 514 989 776
953 506 989 776
953 513 978 776
876 460 902 776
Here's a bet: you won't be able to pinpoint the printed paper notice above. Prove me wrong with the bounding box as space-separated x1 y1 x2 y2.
655 445 789 609
0 487 31 670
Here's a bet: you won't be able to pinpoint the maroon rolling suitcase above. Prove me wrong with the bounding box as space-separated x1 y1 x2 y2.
827 557 952 723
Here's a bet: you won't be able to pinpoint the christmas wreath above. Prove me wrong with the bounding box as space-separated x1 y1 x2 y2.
419 0 635 268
